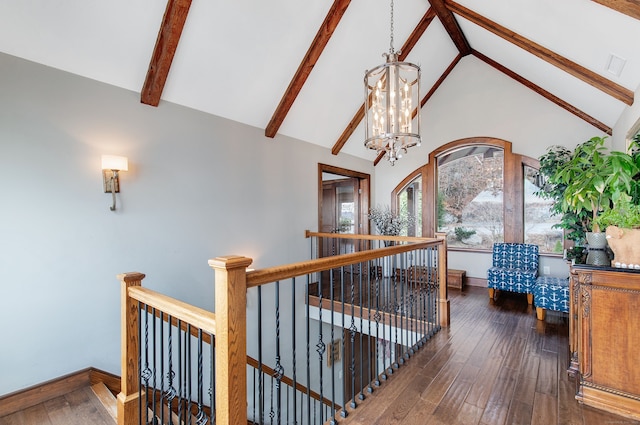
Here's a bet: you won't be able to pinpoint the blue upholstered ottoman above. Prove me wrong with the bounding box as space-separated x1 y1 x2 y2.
533 276 570 321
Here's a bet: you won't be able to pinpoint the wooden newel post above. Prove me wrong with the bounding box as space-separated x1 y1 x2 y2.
208 256 253 425
435 233 450 327
116 272 146 425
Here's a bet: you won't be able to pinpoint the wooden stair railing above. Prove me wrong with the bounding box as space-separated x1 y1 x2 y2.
119 234 448 425
118 261 334 425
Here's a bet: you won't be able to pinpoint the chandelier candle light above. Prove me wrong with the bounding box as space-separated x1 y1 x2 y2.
364 0 422 165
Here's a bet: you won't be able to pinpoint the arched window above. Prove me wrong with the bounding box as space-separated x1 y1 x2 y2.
395 173 423 237
393 138 562 255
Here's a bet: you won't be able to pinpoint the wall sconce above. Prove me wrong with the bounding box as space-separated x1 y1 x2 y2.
101 155 128 211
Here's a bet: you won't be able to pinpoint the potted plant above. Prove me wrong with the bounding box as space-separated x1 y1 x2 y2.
538 136 640 250
368 205 414 277
594 189 640 268
555 136 613 248
595 191 640 230
536 145 590 245
368 205 414 242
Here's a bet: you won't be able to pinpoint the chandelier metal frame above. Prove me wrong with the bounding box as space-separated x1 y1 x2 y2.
364 0 422 165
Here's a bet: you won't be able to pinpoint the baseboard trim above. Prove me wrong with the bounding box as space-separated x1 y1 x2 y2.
466 277 487 287
0 367 121 418
89 368 121 395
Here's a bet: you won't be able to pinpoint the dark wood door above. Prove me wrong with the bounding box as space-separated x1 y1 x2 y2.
320 177 359 256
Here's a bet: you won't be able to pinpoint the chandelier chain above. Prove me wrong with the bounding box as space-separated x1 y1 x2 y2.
389 0 395 54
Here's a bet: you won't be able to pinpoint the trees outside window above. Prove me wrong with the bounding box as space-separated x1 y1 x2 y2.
437 146 504 249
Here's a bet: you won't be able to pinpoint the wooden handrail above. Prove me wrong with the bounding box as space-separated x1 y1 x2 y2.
247 239 443 288
128 286 216 335
305 229 440 243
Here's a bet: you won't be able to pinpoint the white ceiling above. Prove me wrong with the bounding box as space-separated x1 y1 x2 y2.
1 0 638 160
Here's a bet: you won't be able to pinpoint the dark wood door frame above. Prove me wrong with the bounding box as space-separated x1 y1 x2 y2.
318 164 371 238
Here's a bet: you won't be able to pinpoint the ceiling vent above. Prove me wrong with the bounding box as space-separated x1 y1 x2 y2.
606 53 626 77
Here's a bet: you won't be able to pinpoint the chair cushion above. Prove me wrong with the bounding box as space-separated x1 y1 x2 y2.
487 267 538 293
533 276 570 313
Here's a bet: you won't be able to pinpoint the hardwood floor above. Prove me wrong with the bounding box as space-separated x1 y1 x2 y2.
0 386 115 425
335 285 640 425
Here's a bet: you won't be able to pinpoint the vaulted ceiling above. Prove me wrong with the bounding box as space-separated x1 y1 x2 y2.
1 0 638 164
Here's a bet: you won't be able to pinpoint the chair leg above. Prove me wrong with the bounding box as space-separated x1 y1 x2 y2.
536 307 546 321
527 293 533 305
488 288 495 300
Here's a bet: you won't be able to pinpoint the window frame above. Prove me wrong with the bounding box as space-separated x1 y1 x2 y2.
392 137 562 256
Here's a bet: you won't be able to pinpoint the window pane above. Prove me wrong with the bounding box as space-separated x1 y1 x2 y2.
397 175 422 236
437 146 504 249
524 165 563 253
337 185 355 234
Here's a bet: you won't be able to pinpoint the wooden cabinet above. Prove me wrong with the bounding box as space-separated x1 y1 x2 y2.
570 265 640 420
447 269 465 290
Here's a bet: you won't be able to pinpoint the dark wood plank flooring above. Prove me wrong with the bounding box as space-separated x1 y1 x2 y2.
335 285 640 425
0 386 114 425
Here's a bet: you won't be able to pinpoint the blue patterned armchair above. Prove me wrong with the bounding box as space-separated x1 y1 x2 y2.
487 243 539 304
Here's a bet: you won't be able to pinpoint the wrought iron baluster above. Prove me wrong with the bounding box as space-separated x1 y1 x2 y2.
252 369 257 424
140 304 153 425
366 261 375 393
435 247 441 332
258 285 264 425
374 262 385 383
274 280 284 425
406 251 414 354
399 252 406 365
290 277 297 424
306 274 311 425
151 308 162 420
165 314 177 425
329 269 337 424
358 262 366 400
420 249 427 340
196 329 207 425
348 264 357 410
177 319 183 424
186 323 192 425
315 268 325 425
393 260 400 370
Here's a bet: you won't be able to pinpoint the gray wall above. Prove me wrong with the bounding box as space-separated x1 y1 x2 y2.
0 52 374 395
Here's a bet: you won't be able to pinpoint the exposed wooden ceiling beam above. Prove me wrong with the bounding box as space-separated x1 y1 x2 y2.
265 0 351 138
473 50 612 135
446 0 634 106
592 0 640 20
427 0 472 55
373 53 462 166
331 8 437 156
140 0 193 107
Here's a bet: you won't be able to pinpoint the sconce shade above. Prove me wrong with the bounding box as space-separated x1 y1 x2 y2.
101 155 128 171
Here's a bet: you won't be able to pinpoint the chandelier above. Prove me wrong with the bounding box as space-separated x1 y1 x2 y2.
364 0 421 165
